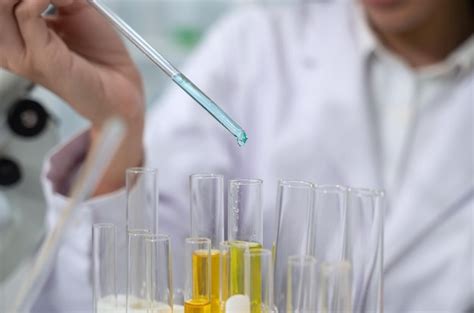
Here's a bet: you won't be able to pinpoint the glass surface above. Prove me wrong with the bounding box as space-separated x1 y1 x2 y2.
310 185 348 262
309 186 384 313
220 240 265 313
345 188 384 313
190 174 225 248
93 223 117 313
228 179 263 244
190 174 224 312
319 261 352 313
127 230 151 312
145 234 173 312
185 238 211 313
286 256 318 313
126 167 159 234
273 180 315 311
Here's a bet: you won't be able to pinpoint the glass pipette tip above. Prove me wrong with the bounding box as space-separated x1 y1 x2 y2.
88 0 248 146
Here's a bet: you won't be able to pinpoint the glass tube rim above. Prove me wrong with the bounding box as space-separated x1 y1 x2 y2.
186 237 212 245
219 240 250 250
145 233 170 243
229 178 263 186
287 255 318 266
190 173 224 180
244 247 272 258
314 184 348 194
93 223 116 230
126 167 158 175
278 179 315 189
347 187 385 199
128 229 152 238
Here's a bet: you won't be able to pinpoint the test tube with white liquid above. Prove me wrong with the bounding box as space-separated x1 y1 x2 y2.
93 223 117 313
145 234 174 313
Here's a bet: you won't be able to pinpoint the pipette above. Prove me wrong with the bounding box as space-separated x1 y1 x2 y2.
88 0 248 146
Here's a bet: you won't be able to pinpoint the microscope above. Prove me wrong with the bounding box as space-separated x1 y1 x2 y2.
0 69 59 285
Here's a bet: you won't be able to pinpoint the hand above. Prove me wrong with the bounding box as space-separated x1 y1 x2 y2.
0 0 145 194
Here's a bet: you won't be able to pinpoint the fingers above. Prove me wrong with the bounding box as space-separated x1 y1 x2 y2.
0 0 24 68
14 0 52 55
0 0 81 72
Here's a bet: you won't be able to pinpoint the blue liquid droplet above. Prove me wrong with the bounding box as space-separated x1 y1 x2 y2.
237 132 248 147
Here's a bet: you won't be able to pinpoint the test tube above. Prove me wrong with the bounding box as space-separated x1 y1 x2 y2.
145 234 174 313
273 180 315 311
244 248 275 313
286 256 318 313
126 168 159 233
184 237 211 313
93 223 117 313
345 188 384 313
190 174 224 312
220 241 251 312
310 185 348 262
127 230 150 312
190 174 225 247
319 261 353 313
228 179 263 244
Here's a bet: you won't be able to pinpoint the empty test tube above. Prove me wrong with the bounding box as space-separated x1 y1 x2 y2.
228 179 263 244
126 168 159 234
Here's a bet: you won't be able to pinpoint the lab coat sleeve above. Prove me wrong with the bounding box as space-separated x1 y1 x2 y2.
36 8 265 311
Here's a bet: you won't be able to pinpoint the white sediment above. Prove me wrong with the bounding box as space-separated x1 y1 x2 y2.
225 295 251 313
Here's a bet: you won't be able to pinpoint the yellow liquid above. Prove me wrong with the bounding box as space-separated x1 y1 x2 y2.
221 241 262 313
184 299 211 313
192 250 221 313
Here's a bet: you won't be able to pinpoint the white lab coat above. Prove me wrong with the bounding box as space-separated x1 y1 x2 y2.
33 1 473 312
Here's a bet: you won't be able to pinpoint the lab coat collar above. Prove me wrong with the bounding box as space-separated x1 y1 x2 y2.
350 1 378 61
417 34 474 78
350 0 474 78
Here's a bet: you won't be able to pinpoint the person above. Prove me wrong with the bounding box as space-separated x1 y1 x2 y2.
1 0 473 311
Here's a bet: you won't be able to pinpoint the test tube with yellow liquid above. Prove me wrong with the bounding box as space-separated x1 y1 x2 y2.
190 174 225 313
245 248 275 313
221 179 264 312
185 238 212 313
